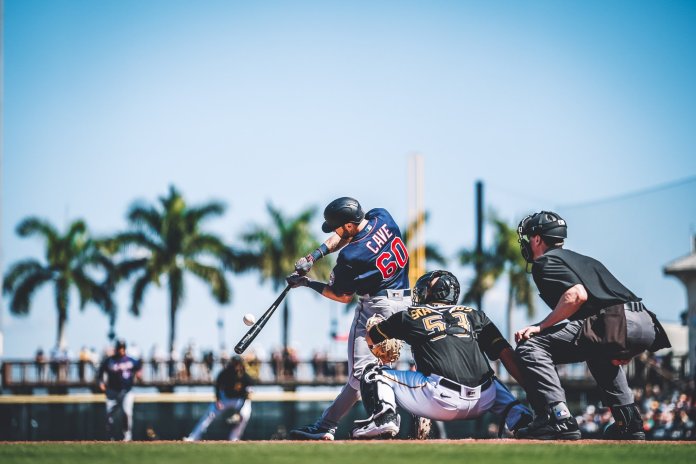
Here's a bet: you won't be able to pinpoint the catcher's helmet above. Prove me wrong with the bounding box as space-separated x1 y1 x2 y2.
321 197 365 233
517 211 567 263
412 270 460 305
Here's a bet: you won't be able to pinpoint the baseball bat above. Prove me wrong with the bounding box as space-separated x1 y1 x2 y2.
234 284 292 354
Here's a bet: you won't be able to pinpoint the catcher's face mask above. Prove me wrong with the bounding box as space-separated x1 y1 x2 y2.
412 270 460 305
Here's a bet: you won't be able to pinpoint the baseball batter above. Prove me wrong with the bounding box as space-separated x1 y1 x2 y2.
97 339 142 441
353 270 532 439
286 197 410 440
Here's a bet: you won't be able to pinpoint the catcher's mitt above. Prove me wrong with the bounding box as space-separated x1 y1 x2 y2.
366 315 402 364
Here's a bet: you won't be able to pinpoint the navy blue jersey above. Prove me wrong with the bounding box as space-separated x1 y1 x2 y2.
329 208 410 296
98 355 142 392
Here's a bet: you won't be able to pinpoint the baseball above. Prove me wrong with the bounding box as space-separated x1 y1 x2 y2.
243 313 256 326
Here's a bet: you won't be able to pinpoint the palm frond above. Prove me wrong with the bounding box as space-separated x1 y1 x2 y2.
65 220 88 245
3 259 47 294
184 234 229 257
185 261 231 304
424 244 447 266
7 269 53 315
130 274 151 316
16 217 59 243
127 204 162 234
108 231 161 253
185 202 226 227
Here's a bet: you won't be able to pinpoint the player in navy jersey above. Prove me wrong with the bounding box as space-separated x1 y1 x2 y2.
285 197 410 440
97 339 142 441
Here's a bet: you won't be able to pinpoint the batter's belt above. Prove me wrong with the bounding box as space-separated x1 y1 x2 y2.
360 289 411 299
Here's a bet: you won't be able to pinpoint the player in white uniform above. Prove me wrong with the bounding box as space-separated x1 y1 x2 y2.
352 270 532 439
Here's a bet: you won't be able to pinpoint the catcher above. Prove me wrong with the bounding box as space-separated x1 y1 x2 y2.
352 270 532 439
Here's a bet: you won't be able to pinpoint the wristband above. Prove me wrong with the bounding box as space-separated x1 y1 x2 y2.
307 280 327 295
310 243 329 261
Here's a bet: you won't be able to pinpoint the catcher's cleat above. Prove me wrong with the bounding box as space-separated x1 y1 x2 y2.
288 424 335 441
352 412 400 440
514 415 581 440
414 417 431 440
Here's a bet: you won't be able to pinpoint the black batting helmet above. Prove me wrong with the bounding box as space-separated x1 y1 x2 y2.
321 197 365 233
115 339 127 350
412 270 460 305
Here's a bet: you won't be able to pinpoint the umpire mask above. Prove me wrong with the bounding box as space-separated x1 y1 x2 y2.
517 211 568 266
517 215 535 265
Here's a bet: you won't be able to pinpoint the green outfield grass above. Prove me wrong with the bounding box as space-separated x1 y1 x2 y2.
0 442 694 464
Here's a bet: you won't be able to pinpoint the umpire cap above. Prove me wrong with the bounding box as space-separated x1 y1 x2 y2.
321 197 365 233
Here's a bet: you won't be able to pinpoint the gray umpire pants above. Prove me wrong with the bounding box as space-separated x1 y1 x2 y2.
317 291 409 431
515 310 654 416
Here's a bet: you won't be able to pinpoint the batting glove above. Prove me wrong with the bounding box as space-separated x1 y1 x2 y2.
294 255 314 275
286 272 309 288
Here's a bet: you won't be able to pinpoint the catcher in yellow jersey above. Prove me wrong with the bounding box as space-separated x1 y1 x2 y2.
352 270 533 439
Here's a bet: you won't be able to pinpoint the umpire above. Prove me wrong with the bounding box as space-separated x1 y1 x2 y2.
513 211 670 440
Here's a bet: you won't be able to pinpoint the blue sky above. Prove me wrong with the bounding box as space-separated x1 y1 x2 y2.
3 0 695 359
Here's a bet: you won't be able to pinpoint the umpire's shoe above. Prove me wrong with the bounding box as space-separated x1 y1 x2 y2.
603 404 645 440
351 412 401 439
514 414 581 440
288 423 335 441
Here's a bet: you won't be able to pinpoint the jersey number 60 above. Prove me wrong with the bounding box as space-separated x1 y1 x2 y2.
376 237 409 279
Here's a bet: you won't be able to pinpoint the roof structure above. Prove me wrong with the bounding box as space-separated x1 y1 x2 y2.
664 245 696 277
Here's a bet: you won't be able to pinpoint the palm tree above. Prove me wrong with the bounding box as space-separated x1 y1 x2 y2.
402 211 448 272
3 218 114 349
108 186 234 355
91 239 129 341
488 216 536 342
240 203 332 350
458 212 535 340
459 244 504 313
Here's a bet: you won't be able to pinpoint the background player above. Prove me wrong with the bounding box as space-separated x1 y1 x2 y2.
514 211 670 440
184 355 253 441
286 196 410 440
97 339 142 441
353 270 532 439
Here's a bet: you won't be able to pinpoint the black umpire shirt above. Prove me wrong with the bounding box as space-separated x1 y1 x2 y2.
369 304 509 387
532 248 639 321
